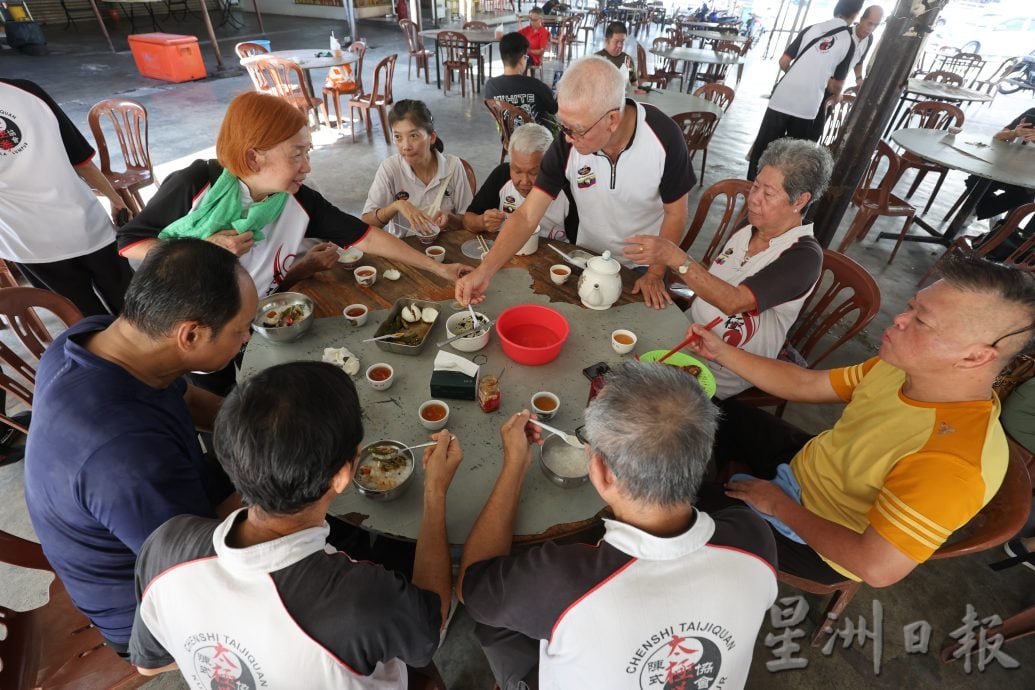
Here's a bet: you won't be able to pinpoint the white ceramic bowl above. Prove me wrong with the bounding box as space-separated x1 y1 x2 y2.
418 400 450 431
337 246 364 268
445 311 491 352
365 363 394 391
611 329 637 355
515 226 541 256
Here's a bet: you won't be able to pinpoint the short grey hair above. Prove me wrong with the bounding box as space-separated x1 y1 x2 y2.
583 361 718 506
509 123 554 156
557 56 625 115
758 138 834 206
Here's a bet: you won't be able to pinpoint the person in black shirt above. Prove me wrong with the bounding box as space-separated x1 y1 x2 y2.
484 32 558 128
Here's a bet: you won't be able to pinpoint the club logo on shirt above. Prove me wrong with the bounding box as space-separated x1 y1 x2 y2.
576 166 597 189
0 115 24 153
717 313 759 348
270 244 297 296
712 248 735 266
502 194 518 213
186 637 265 690
626 624 730 688
394 191 410 201
818 36 836 52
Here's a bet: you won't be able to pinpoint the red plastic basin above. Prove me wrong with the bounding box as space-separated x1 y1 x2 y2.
495 304 570 366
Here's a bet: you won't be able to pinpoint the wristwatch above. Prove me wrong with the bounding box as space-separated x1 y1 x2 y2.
677 256 694 274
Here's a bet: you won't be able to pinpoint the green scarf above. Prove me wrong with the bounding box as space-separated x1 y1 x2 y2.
158 168 288 242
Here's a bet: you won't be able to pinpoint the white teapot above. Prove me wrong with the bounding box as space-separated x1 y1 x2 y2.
577 250 623 310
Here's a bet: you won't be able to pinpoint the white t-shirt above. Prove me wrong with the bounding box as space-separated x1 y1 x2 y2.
769 18 855 119
689 224 822 399
0 80 116 263
363 151 473 238
468 162 571 240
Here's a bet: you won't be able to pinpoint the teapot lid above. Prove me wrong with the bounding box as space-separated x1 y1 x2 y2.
586 250 621 275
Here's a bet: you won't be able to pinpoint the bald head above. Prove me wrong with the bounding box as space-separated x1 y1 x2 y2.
856 5 884 40
556 55 626 113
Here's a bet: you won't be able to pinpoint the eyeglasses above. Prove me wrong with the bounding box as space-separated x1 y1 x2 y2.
990 322 1035 349
558 108 619 140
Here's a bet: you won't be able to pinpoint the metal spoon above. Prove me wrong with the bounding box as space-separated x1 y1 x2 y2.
527 419 584 449
362 332 405 343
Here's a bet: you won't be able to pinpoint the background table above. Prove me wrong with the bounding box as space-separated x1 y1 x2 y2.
682 29 749 45
241 49 359 98
885 78 994 135
630 86 724 119
650 46 744 92
883 128 1035 246
241 232 694 545
419 28 501 91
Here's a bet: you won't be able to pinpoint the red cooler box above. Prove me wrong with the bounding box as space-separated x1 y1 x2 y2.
128 33 207 83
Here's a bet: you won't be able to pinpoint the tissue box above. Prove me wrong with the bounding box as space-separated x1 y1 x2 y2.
431 370 477 401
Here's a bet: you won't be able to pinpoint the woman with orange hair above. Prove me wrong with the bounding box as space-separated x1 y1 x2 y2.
118 92 469 298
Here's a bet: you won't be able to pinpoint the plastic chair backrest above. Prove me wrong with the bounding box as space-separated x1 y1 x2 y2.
399 18 424 52
438 31 470 65
906 99 964 130
0 530 146 690
484 98 531 153
787 249 881 366
234 41 267 58
460 158 477 196
463 20 489 29
672 110 718 153
253 57 309 103
856 140 903 212
692 83 735 112
931 436 1032 559
87 98 153 180
363 54 397 106
683 178 751 264
818 94 855 148
924 69 964 87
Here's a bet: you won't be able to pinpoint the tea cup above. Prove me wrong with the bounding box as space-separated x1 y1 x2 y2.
531 391 560 420
549 264 572 285
417 224 441 245
343 304 369 326
365 363 394 391
418 400 450 431
425 245 446 263
611 329 637 355
354 266 378 287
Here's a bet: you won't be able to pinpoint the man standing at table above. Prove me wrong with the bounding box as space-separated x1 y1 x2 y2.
519 7 550 67
748 0 862 179
811 4 883 139
457 56 693 309
24 239 250 654
458 361 777 689
689 254 1034 587
484 32 558 127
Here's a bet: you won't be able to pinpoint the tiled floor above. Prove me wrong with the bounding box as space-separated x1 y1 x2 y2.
2 10 1034 689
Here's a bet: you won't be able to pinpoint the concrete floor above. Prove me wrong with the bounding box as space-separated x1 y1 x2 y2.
3 9 1035 689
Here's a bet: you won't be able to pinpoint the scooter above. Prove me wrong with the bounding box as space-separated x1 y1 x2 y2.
998 51 1035 96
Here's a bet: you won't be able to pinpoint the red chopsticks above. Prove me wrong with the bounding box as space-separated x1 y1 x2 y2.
657 316 723 363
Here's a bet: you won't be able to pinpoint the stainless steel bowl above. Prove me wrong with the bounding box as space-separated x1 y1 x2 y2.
537 435 589 489
372 298 441 356
353 440 415 501
252 292 315 343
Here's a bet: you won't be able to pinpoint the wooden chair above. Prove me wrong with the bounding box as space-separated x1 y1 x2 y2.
941 600 1035 664
252 57 329 129
322 39 367 131
484 99 531 164
0 288 82 434
635 43 670 89
0 529 147 690
348 53 397 144
917 203 1035 287
895 100 965 215
672 110 719 186
87 98 157 215
549 15 580 63
693 82 735 113
694 41 739 87
817 93 855 151
438 32 476 97
651 37 683 90
399 18 432 84
732 249 881 416
836 140 917 264
969 57 1019 107
783 435 1031 647
940 51 985 85
923 69 965 87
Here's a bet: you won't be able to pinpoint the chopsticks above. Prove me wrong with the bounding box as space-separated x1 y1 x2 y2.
657 316 723 363
476 233 491 257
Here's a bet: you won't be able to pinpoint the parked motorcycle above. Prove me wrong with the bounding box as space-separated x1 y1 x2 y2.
998 51 1035 95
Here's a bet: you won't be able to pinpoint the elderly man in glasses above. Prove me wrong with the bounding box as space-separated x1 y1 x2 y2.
457 55 694 309
688 254 1035 589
